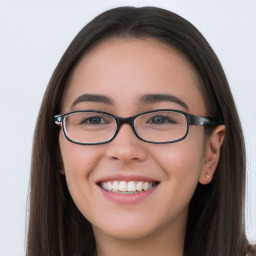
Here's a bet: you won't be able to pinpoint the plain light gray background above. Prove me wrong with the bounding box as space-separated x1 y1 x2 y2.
0 1 255 255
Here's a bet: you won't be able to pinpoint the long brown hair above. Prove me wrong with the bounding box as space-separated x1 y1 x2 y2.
27 6 255 256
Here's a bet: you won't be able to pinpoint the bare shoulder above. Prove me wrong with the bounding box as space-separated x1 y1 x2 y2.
246 244 256 256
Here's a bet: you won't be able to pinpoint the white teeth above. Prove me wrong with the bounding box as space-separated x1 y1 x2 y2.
127 181 136 192
101 182 108 190
119 181 127 192
136 181 143 191
112 181 119 191
107 181 112 191
143 182 149 191
100 180 157 193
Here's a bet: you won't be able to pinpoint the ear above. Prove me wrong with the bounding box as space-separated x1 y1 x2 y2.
59 169 65 175
57 144 65 175
199 125 226 185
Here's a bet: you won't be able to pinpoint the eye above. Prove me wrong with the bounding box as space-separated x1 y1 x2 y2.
81 116 106 125
149 115 175 124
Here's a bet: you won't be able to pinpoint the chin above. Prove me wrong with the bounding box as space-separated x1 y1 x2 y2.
92 221 157 241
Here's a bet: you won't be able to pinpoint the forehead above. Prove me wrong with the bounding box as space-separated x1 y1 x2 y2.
61 37 205 115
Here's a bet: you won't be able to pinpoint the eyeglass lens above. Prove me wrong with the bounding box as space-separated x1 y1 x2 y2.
63 111 188 144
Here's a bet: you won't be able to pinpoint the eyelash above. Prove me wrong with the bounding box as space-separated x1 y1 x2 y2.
147 115 176 124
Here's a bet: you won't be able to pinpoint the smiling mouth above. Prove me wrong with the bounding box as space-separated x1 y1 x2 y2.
99 180 159 194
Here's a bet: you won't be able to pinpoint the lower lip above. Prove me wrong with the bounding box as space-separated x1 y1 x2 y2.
98 185 158 205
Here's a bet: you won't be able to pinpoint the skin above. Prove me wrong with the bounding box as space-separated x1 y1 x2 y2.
59 38 225 256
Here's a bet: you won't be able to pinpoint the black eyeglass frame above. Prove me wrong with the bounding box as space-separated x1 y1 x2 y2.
54 109 223 145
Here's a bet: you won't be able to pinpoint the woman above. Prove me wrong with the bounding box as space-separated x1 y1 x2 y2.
27 6 255 256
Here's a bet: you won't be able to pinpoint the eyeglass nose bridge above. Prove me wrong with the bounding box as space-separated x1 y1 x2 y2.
111 115 140 141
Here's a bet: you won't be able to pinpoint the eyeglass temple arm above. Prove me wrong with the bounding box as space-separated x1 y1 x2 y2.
54 115 63 124
189 115 223 127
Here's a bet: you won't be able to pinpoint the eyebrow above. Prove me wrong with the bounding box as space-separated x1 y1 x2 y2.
71 93 188 110
71 94 114 108
139 94 188 109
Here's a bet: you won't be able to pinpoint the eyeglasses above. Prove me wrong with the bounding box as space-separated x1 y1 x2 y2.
54 109 222 145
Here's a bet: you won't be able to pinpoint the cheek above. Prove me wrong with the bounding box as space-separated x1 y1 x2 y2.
59 132 101 169
58 132 103 193
152 130 206 187
58 132 108 218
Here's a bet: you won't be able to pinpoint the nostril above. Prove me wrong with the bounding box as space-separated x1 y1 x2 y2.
106 145 147 163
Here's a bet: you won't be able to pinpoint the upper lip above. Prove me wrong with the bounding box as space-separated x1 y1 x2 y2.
96 174 159 184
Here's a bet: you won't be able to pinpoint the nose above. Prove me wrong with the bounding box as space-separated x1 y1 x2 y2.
105 123 147 164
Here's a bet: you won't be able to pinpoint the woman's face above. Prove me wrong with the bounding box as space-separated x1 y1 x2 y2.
59 38 217 241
